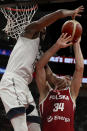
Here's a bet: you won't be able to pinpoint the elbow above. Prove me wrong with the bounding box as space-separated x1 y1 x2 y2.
36 63 40 72
28 21 41 32
36 62 42 72
33 20 45 32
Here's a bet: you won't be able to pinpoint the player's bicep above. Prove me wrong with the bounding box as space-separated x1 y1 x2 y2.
35 68 47 94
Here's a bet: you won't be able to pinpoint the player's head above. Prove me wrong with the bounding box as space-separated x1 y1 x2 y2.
55 76 71 90
54 77 67 90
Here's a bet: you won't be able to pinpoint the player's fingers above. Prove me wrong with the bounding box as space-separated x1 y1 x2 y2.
60 33 65 38
76 14 81 17
65 35 72 41
78 5 84 9
76 8 84 14
79 5 84 8
62 33 68 39
72 6 84 19
77 5 84 11
72 14 81 19
66 42 73 47
78 9 84 12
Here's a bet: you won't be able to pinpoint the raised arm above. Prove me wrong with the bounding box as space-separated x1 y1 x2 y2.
24 6 84 37
70 38 84 101
35 33 72 100
36 33 72 70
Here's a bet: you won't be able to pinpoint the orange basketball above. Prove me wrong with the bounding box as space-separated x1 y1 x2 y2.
61 20 82 42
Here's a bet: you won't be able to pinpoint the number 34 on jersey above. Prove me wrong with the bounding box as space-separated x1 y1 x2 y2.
53 103 64 112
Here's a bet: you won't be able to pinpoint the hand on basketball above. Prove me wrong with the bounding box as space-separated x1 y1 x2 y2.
72 5 84 19
73 37 81 45
56 33 73 49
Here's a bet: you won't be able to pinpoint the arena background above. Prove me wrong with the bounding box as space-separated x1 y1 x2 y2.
0 0 87 130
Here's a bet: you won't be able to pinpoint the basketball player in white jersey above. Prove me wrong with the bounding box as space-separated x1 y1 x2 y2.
0 6 84 131
35 33 84 131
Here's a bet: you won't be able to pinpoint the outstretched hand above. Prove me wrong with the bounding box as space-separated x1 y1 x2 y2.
56 33 73 49
72 5 84 19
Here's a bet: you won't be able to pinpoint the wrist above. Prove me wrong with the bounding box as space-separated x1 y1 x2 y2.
61 9 73 17
55 42 61 50
73 42 80 48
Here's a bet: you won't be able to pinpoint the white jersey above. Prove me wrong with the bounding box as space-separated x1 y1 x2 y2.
3 36 40 84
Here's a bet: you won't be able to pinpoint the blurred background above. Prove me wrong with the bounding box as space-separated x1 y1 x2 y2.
0 0 87 130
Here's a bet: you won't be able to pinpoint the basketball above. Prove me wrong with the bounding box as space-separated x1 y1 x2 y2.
61 20 82 42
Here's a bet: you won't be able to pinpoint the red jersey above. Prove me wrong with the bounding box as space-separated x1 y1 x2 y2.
39 87 75 131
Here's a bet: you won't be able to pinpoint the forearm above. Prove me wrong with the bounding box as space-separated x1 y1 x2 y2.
70 43 84 100
73 43 84 71
36 33 72 69
37 9 73 30
60 9 74 18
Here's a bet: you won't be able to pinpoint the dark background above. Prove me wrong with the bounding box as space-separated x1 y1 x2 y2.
0 0 87 130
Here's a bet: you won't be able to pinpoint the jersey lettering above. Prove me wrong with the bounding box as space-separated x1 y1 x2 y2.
49 95 69 101
53 103 64 112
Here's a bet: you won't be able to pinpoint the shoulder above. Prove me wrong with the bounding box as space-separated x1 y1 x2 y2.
24 21 40 37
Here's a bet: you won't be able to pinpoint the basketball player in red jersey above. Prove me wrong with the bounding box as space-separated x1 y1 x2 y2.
0 6 84 131
35 33 84 131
